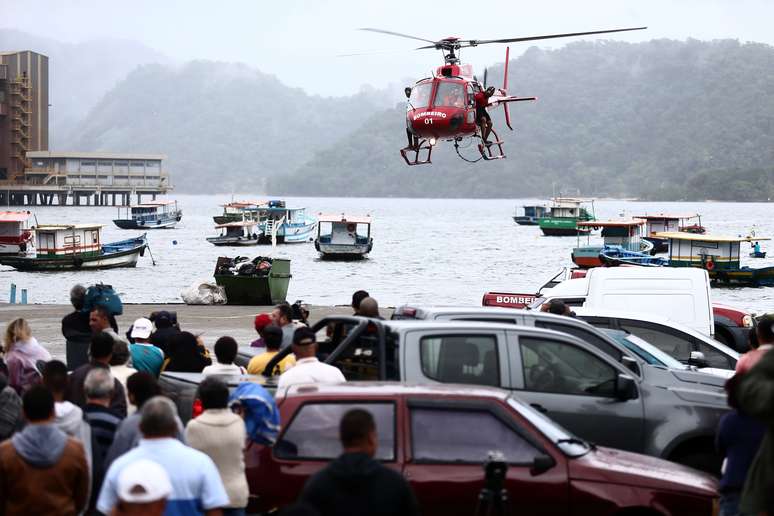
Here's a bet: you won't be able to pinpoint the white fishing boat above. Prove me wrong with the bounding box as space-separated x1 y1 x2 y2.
315 214 373 259
206 221 260 246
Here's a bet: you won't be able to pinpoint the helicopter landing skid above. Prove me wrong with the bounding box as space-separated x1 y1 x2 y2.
400 139 433 166
478 131 506 161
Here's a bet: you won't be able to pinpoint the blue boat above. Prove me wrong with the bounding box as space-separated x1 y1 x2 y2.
114 201 182 229
513 204 548 225
598 246 670 267
256 201 317 244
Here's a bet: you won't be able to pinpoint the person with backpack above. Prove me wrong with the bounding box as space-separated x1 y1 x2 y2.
3 318 50 394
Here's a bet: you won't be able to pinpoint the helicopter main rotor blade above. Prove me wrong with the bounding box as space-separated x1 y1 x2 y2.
463 27 647 47
359 28 437 45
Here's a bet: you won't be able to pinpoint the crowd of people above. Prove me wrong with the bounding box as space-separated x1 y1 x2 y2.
11 284 774 515
0 284 402 515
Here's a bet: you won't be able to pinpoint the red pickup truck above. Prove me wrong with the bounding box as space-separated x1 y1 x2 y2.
245 383 719 515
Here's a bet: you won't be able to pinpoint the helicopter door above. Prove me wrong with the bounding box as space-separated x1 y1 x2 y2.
466 84 477 124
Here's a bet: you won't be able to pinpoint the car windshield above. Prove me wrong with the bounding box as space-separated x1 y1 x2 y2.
507 396 590 458
601 328 686 369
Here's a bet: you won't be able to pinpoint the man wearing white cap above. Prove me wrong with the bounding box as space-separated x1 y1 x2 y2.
98 396 228 516
112 458 171 516
129 318 165 377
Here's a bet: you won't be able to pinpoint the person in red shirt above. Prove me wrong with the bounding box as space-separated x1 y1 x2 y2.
475 86 496 145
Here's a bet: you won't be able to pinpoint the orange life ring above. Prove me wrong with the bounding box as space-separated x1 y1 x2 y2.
705 258 715 271
346 223 356 232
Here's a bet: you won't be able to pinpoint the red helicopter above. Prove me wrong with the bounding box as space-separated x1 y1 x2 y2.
361 27 646 165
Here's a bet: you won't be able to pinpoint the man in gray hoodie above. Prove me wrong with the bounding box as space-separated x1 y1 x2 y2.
0 385 89 515
43 360 92 465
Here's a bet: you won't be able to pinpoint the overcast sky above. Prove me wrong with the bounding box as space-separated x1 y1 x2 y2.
3 0 773 96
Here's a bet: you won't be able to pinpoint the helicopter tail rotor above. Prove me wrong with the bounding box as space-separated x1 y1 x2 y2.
503 47 512 130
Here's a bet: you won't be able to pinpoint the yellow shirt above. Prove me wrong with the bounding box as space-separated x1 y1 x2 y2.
247 350 296 376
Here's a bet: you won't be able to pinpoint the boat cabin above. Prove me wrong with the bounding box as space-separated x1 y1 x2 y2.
222 200 265 216
0 211 33 251
34 224 102 257
216 221 258 238
523 205 548 219
658 232 769 270
636 213 703 237
576 220 644 251
118 201 179 220
547 198 594 219
317 214 372 246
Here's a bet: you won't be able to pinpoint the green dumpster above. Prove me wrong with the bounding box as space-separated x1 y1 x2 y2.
214 257 291 305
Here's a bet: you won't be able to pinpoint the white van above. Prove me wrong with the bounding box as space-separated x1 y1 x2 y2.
532 267 714 337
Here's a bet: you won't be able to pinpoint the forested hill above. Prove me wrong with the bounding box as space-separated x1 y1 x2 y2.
64 61 396 193
273 39 774 200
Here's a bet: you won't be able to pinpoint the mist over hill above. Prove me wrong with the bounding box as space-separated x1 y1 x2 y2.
50 37 774 199
63 61 397 192
0 29 169 146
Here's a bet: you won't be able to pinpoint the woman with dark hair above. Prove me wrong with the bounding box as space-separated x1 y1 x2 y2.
161 332 211 373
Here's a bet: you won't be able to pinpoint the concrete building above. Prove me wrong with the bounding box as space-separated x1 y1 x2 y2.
0 51 49 182
18 151 170 206
0 50 169 206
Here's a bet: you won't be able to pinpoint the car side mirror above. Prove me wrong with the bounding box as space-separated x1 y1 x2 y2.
530 454 556 476
688 351 708 367
621 356 640 376
404 86 412 98
614 374 638 401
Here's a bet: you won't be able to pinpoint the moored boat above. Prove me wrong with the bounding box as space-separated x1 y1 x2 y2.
0 224 147 271
0 211 34 255
315 214 373 259
113 200 182 229
635 213 705 253
538 198 595 236
206 221 260 246
513 204 548 225
605 231 774 287
599 247 670 267
255 201 317 244
571 219 652 268
213 200 266 225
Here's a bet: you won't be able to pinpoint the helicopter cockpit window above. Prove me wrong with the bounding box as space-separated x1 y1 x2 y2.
409 83 432 108
434 82 466 108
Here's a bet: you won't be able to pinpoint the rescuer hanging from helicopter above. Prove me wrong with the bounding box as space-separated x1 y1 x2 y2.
475 86 496 145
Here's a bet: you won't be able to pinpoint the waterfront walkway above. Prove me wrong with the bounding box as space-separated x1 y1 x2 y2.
0 303 378 360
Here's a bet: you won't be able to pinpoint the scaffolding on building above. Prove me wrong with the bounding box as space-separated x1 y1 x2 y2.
8 73 31 181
